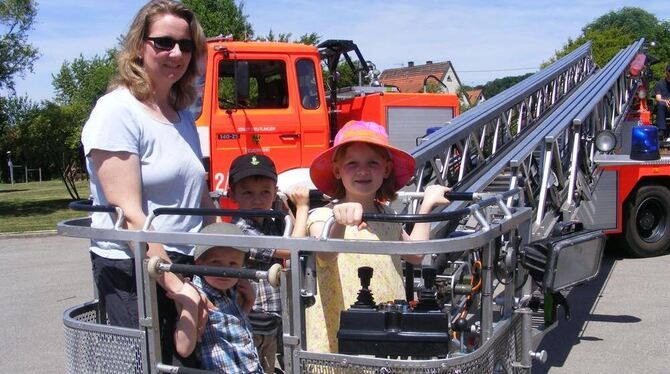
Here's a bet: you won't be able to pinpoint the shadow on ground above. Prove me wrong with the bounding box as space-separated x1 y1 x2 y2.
531 243 641 373
0 198 73 217
0 189 28 194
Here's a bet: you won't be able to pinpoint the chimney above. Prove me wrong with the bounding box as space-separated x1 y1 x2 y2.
426 60 433 64
408 61 414 67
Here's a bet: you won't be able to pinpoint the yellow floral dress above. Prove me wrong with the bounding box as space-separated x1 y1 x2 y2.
305 203 406 353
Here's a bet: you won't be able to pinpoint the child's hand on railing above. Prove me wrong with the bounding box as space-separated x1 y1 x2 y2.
419 185 452 213
332 202 367 230
235 279 256 314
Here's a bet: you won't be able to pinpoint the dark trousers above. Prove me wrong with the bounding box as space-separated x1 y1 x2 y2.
91 251 200 368
657 101 668 132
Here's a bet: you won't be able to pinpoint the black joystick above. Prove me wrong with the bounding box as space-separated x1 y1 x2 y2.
415 267 440 311
351 266 376 309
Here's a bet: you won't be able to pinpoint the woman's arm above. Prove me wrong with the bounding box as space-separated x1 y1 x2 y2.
172 282 202 358
91 149 185 294
199 184 217 226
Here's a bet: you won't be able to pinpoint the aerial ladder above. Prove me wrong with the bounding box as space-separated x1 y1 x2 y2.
403 38 647 363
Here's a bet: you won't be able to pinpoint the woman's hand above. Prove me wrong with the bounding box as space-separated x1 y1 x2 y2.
235 279 256 314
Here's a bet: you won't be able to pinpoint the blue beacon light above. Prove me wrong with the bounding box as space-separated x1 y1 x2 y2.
630 123 660 161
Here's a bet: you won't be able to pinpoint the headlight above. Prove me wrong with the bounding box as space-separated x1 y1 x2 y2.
595 130 617 152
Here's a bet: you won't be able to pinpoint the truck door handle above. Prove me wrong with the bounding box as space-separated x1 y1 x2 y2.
280 134 300 140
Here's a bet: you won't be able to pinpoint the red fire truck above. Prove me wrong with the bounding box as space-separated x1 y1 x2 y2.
191 38 460 195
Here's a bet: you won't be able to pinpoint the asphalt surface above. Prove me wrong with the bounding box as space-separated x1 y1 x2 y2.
1 234 669 373
0 234 92 374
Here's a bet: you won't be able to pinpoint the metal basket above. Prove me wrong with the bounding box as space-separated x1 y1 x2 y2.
63 301 144 374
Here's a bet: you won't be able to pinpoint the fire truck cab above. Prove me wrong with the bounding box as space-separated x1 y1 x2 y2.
192 38 460 195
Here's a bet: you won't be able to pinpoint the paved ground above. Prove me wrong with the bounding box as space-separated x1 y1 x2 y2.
1 234 669 373
534 243 670 373
0 235 92 374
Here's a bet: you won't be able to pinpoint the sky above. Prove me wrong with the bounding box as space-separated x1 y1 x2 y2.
11 0 670 102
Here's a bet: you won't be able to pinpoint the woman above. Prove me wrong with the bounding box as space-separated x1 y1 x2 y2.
81 0 213 366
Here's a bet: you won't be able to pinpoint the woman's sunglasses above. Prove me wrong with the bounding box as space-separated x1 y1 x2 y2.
146 36 195 53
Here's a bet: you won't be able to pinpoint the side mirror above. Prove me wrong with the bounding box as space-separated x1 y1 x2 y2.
235 61 250 105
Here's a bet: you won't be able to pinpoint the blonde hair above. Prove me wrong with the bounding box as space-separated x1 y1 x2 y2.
110 0 206 110
331 142 398 202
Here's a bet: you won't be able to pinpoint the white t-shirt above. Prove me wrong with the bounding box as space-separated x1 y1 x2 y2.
81 88 207 259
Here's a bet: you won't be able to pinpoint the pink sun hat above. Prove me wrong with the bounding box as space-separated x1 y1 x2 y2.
309 120 416 197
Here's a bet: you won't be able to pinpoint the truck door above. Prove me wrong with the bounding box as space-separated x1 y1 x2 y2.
295 58 329 168
209 53 301 192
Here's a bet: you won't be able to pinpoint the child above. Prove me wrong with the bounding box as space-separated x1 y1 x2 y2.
228 153 309 373
173 222 262 373
305 120 452 353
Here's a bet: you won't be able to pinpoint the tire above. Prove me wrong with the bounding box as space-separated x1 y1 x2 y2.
623 185 670 257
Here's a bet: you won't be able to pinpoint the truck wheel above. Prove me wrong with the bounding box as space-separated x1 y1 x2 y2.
623 185 670 257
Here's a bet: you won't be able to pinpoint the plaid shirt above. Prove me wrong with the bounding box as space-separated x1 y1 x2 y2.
233 217 283 314
193 276 262 373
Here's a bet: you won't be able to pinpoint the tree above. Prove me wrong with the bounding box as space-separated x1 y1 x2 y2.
47 51 117 197
0 95 36 182
52 50 117 109
256 29 291 42
0 0 39 93
481 73 534 98
13 100 83 196
545 7 670 80
256 30 321 46
183 0 254 39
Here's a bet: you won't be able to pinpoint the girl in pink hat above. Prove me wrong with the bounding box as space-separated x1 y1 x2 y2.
304 120 452 353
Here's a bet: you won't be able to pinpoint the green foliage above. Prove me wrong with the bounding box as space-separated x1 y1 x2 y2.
296 32 321 46
545 7 670 81
257 29 291 42
12 101 79 176
52 50 117 109
424 81 445 93
0 0 39 92
322 60 366 91
481 73 534 98
183 0 254 39
255 30 321 46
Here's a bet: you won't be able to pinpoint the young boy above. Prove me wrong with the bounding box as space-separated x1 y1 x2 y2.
174 222 262 373
228 153 309 373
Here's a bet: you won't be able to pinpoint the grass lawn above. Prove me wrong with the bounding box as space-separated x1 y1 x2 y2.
0 179 90 233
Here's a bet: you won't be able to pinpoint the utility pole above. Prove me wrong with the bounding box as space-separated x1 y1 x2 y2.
7 151 14 185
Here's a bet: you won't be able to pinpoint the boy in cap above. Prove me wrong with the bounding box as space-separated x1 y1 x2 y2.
173 222 262 373
228 153 309 373
653 63 670 141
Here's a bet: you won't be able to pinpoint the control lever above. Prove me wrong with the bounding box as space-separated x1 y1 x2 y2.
415 267 440 311
351 266 376 309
